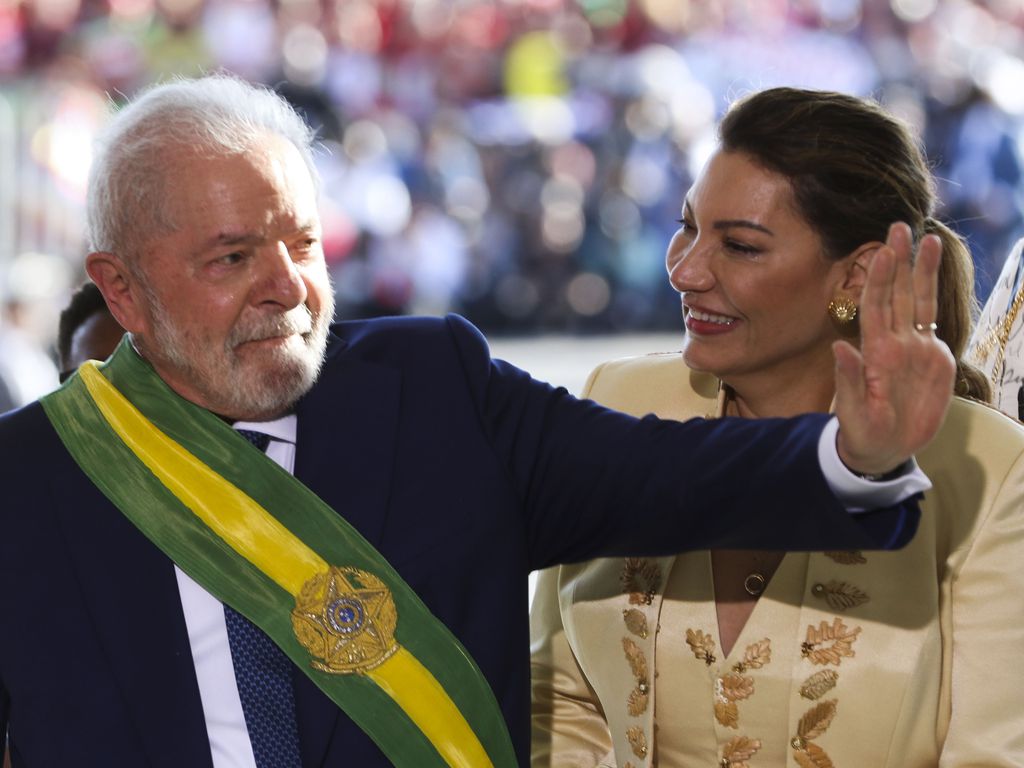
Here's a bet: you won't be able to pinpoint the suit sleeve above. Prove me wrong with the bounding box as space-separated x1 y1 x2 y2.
529 567 613 767
940 449 1024 765
442 314 920 570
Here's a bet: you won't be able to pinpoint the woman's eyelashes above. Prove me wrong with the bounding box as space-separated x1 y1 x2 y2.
676 217 762 257
723 238 762 256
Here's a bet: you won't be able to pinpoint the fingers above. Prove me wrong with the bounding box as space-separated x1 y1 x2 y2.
861 222 941 340
888 223 915 329
858 241 895 341
913 233 941 331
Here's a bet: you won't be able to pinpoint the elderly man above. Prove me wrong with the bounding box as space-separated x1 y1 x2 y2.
0 76 952 768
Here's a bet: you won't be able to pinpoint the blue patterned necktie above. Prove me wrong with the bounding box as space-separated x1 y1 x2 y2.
226 429 303 768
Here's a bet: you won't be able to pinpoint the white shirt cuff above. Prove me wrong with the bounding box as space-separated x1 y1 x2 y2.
818 416 932 513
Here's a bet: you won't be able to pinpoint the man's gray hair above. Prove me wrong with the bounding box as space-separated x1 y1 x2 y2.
86 74 318 258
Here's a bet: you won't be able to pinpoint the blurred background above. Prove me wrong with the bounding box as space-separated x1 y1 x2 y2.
1 0 1024 405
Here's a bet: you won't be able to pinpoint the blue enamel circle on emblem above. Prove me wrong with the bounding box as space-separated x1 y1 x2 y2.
327 597 365 634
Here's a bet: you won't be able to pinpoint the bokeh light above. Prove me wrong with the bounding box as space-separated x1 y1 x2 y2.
0 0 1022 355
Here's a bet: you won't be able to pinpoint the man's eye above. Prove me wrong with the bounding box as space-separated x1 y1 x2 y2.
218 252 244 265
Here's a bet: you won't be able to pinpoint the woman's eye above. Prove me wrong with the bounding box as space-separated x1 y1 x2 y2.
676 218 695 235
725 239 760 255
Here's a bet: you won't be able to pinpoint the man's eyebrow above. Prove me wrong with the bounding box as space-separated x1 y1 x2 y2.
200 232 260 252
199 222 320 252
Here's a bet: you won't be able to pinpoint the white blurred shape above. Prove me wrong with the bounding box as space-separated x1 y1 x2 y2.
203 1 278 80
283 24 327 86
636 44 691 99
891 0 936 23
515 98 575 145
622 153 668 207
343 119 388 163
542 205 585 253
566 272 611 316
446 176 490 222
975 50 1024 115
364 175 412 237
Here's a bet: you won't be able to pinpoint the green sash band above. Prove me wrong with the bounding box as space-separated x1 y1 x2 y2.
41 339 517 768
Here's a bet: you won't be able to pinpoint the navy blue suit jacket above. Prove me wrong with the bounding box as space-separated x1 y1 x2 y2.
0 315 917 766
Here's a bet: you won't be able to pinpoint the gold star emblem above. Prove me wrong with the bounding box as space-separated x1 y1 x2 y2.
291 566 399 674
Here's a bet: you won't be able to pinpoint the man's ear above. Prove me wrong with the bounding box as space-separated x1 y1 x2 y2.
85 252 147 334
840 241 884 294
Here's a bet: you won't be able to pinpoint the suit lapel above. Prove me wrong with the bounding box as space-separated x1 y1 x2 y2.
50 448 214 767
293 334 401 550
292 333 403 765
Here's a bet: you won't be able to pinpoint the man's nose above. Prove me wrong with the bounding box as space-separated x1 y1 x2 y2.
258 243 308 309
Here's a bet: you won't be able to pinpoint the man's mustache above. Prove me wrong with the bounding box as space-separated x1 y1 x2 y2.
228 305 315 347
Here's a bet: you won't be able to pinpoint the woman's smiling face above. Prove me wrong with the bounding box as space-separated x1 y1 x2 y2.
668 149 853 393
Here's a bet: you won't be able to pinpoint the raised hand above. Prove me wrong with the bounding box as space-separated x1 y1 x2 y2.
833 222 956 476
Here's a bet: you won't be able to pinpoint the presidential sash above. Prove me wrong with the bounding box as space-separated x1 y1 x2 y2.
41 339 517 768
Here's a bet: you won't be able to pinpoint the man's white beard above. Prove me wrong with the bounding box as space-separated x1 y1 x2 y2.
139 287 334 420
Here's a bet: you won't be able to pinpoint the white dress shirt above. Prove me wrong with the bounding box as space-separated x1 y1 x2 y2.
175 414 297 768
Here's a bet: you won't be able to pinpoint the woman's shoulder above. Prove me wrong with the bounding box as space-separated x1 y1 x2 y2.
583 353 719 420
917 396 1024 547
928 396 1024 465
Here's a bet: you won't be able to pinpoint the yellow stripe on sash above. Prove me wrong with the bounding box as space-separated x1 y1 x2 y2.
78 362 494 768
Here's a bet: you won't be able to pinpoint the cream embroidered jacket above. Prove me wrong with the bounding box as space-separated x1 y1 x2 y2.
530 353 1024 768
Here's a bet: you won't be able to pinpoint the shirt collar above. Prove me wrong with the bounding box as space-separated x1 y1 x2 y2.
232 413 297 445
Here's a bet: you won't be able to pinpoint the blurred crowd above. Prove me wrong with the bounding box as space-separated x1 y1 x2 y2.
2 0 1024 410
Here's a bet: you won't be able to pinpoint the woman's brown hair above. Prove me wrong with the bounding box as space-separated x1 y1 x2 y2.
718 87 990 401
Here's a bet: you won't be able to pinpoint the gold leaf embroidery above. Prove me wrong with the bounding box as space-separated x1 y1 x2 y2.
685 628 717 665
718 672 755 702
627 686 649 716
797 699 838 740
622 608 649 638
722 736 762 765
733 638 771 672
813 581 870 612
622 637 649 681
801 618 861 666
714 699 739 728
621 558 662 605
793 742 835 768
824 550 867 565
799 670 839 700
626 725 648 758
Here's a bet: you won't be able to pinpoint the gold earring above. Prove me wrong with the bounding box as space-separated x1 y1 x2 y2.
828 296 858 325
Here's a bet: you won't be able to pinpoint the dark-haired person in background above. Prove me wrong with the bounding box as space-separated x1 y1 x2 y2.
56 281 125 382
531 88 1024 767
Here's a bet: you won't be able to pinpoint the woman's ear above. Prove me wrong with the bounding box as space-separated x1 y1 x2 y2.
85 251 147 334
841 241 884 294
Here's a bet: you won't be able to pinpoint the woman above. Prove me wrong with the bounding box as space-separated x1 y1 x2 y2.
530 88 1024 767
